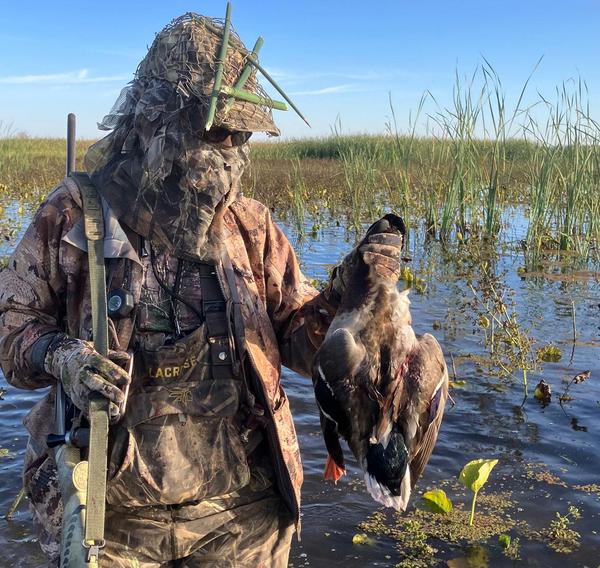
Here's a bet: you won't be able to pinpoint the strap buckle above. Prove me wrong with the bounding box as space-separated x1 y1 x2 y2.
83 539 106 563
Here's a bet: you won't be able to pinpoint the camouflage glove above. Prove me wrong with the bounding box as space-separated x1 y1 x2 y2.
332 215 405 297
44 334 131 423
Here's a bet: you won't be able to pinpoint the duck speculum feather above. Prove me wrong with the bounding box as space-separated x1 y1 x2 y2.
312 214 449 511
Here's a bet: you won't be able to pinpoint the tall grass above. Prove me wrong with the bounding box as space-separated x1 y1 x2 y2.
1 64 599 263
524 78 600 259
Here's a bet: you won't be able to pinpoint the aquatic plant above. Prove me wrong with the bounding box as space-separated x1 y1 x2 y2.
419 488 453 514
358 511 438 568
544 506 582 554
533 379 552 404
468 261 537 397
537 344 562 363
559 370 591 403
458 459 499 526
288 157 307 238
499 534 521 561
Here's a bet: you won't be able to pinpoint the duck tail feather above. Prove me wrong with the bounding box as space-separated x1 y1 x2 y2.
364 471 411 512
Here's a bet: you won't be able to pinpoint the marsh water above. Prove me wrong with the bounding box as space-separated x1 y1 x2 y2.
0 204 599 567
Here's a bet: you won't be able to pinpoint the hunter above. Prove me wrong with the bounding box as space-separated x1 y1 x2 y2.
0 12 402 567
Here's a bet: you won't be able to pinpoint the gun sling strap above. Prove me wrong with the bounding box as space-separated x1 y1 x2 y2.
71 172 109 563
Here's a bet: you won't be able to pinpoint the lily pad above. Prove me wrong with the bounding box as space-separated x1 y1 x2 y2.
459 459 499 493
421 488 453 514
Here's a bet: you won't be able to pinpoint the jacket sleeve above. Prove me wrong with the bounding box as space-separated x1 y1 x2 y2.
0 186 77 389
262 212 340 378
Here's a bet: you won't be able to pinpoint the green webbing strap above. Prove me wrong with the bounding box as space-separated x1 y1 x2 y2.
71 172 109 564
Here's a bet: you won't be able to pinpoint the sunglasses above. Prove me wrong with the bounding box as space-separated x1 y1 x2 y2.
201 126 252 147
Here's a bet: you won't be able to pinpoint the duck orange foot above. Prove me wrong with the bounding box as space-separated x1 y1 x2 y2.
323 455 346 483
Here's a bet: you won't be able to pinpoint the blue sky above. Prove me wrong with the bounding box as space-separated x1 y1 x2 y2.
1 0 600 139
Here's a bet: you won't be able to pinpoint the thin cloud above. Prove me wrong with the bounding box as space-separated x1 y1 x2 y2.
0 69 128 85
269 69 429 86
290 84 365 96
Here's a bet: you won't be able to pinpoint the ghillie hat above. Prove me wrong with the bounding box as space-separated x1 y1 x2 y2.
93 5 309 141
135 11 280 135
83 4 308 261
86 4 310 179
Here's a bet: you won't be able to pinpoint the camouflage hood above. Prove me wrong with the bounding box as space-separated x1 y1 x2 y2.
84 11 279 261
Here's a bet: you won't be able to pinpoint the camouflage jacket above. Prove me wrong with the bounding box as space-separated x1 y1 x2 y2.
0 177 338 524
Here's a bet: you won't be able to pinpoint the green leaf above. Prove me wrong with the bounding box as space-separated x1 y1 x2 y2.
351 533 372 545
498 534 511 549
420 488 453 514
458 458 499 494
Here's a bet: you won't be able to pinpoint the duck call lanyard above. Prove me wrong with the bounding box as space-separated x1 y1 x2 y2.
72 172 110 564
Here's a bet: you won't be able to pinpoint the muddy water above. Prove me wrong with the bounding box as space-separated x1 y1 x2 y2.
1 208 599 567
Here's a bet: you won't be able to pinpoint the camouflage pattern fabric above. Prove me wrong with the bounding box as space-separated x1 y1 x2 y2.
92 13 279 139
332 231 404 298
44 335 131 422
106 319 250 508
23 444 62 565
102 483 294 567
25 439 291 567
0 179 339 562
87 125 250 263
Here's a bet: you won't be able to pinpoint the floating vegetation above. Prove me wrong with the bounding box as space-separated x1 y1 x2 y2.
534 379 552 405
499 534 521 561
351 533 372 545
523 462 568 488
542 506 582 554
359 493 523 567
537 344 563 362
358 512 438 568
573 484 600 499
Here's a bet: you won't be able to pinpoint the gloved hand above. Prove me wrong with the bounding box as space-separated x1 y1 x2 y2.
44 334 132 423
332 214 405 298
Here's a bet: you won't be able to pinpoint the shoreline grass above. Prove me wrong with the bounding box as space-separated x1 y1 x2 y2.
1 65 599 263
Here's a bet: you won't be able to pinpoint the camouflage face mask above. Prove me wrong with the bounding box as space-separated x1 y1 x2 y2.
146 133 250 261
88 117 249 262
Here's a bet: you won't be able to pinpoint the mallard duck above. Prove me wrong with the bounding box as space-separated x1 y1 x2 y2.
313 215 448 511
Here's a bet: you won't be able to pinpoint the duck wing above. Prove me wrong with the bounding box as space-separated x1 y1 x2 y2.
404 333 449 485
312 328 366 481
